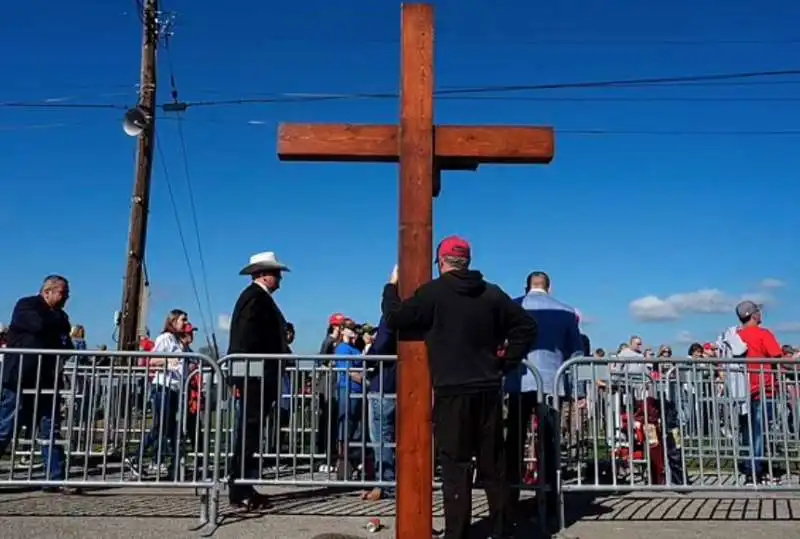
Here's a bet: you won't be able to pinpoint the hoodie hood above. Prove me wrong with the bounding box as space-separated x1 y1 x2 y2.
441 269 487 297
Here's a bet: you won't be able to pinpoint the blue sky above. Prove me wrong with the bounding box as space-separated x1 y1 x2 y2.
1 0 799 354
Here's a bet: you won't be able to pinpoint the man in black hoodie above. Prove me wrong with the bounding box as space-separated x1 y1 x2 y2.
382 236 538 539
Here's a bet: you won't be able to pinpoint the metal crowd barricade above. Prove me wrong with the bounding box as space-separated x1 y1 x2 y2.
214 353 550 525
0 348 224 531
552 356 800 532
215 353 400 490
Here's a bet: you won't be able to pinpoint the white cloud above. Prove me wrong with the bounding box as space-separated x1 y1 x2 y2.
630 295 680 321
775 321 800 333
217 314 231 332
630 289 730 321
630 288 777 322
759 278 786 290
675 330 697 345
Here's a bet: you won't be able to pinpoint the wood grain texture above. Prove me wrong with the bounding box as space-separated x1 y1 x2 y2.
274 6 556 536
278 124 554 164
396 4 435 538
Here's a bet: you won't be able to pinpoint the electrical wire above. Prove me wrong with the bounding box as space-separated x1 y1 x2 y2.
223 32 800 47
162 34 218 355
154 134 213 346
184 68 800 108
4 67 800 110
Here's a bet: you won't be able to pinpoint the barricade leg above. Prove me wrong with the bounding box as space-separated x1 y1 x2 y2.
0 388 17 456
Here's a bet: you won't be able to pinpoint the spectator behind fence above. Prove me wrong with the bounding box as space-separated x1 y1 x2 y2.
382 236 537 539
0 275 75 492
226 251 290 510
615 335 650 375
735 300 783 484
126 309 189 479
505 269 582 524
362 316 396 501
334 319 365 479
316 312 346 468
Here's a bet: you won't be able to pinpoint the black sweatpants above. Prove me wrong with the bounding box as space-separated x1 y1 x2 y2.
504 391 558 514
434 388 508 539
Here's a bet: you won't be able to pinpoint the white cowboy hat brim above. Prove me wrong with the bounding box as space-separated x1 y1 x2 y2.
239 261 290 275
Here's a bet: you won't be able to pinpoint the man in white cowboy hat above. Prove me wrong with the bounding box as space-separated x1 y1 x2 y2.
226 251 290 510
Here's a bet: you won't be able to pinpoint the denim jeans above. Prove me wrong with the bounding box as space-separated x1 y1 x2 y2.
0 387 65 480
738 398 776 479
337 387 363 441
368 394 396 488
138 386 180 468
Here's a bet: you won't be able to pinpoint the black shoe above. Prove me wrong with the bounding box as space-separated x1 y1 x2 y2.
42 486 82 495
230 492 270 511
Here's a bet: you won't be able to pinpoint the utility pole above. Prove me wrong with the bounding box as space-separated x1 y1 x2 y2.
119 0 158 351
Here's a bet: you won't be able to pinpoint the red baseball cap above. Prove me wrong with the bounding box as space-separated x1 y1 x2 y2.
437 236 471 259
184 324 198 334
703 342 715 351
329 313 346 326
139 337 155 352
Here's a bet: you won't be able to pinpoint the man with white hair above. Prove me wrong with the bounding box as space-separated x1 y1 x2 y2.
0 275 75 492
226 252 290 510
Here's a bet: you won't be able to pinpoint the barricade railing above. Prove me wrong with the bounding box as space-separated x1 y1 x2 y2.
0 348 552 531
213 354 549 517
0 348 223 531
552 356 800 532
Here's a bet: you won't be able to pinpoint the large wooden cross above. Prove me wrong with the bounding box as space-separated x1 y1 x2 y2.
277 4 554 537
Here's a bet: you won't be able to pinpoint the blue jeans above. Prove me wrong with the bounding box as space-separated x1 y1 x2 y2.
337 387 364 464
138 387 180 468
368 394 396 488
0 387 65 480
739 399 776 479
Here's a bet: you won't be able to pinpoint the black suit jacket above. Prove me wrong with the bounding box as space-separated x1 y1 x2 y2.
227 283 286 384
3 295 73 389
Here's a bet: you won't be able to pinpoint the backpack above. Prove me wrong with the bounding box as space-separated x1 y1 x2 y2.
717 326 749 409
717 326 748 358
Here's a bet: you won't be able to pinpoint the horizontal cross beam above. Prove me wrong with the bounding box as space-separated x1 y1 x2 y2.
278 124 554 165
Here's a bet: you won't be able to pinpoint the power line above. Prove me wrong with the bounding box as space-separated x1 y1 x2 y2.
229 33 800 47
4 67 800 111
0 102 128 109
154 134 212 342
438 96 800 102
161 33 217 352
193 119 800 136
174 68 800 108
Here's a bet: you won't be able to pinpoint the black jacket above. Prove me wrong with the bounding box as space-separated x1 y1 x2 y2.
2 295 73 390
381 269 537 393
227 283 286 383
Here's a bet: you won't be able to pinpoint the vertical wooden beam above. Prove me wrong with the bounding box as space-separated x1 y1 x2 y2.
397 4 434 538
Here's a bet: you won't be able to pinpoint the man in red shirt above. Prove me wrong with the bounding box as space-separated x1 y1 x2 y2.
736 300 783 484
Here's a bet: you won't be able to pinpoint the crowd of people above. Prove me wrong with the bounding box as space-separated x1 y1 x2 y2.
0 240 799 539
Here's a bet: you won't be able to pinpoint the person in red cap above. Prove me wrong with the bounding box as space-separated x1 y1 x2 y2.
316 312 348 467
381 235 538 539
320 313 346 355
